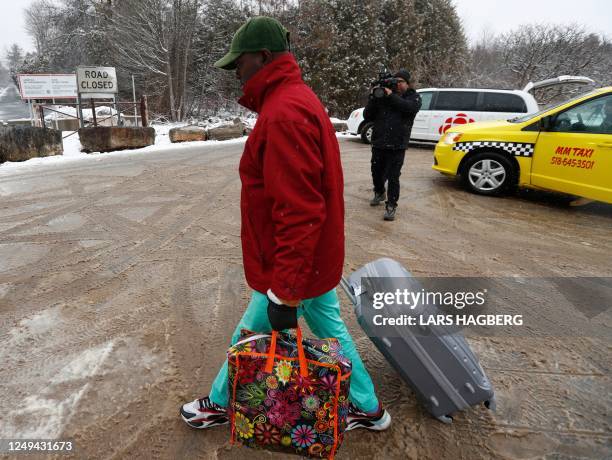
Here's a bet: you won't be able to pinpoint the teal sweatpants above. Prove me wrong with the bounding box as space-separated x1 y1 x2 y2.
209 288 380 413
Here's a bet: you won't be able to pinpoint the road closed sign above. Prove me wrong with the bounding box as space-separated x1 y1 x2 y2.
76 66 117 98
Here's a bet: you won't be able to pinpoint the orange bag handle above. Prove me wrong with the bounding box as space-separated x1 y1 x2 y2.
265 326 308 377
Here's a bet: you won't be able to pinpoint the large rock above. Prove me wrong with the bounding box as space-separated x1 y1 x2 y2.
120 115 142 127
79 127 155 153
207 119 245 141
53 118 80 131
0 126 63 163
332 121 348 132
169 126 207 143
3 119 31 127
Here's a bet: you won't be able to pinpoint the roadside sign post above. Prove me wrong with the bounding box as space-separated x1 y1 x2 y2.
28 99 34 127
16 68 143 130
17 74 78 126
17 74 78 100
140 96 148 127
77 93 85 128
52 98 58 129
132 74 137 118
90 98 97 127
76 66 119 127
38 105 45 128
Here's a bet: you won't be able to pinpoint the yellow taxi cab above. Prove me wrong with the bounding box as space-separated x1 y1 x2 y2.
433 87 612 203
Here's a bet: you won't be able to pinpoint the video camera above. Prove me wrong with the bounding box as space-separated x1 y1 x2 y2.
371 68 398 99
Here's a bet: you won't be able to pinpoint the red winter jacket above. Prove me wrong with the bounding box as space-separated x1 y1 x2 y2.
237 54 344 301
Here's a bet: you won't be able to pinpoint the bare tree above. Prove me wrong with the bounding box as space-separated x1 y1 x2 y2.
465 24 611 103
109 0 200 121
24 0 58 55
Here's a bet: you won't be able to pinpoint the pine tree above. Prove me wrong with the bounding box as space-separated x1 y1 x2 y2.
295 0 387 117
5 44 26 84
379 0 423 74
5 45 25 74
190 0 249 117
414 0 468 86
0 62 10 86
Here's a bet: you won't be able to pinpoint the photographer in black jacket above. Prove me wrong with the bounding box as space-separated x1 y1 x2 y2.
363 69 421 221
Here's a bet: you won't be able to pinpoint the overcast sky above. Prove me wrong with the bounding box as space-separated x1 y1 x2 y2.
453 0 612 43
1 0 37 58
1 0 612 60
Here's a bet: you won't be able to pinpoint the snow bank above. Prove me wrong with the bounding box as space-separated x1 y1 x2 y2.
44 105 118 122
0 116 348 174
0 125 248 175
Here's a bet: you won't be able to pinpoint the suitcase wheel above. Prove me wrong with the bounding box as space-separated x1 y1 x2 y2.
436 414 453 424
484 395 497 412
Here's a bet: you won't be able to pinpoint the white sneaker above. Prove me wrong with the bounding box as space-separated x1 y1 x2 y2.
345 402 392 431
180 396 229 429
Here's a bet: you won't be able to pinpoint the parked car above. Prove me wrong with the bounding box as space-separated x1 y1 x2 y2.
347 76 595 144
432 86 612 203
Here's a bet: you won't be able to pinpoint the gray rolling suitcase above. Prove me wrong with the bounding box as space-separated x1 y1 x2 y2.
339 258 495 423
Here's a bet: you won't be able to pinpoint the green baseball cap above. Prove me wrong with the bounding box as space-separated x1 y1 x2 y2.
214 16 290 70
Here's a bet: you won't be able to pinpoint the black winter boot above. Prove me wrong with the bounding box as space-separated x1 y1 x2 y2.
383 203 397 221
370 191 386 206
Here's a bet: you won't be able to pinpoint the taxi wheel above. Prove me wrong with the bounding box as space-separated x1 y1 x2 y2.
461 151 516 196
361 123 374 144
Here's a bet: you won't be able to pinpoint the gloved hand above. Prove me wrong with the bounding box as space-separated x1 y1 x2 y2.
267 296 298 331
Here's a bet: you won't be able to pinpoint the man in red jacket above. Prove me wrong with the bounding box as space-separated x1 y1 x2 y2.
180 16 390 432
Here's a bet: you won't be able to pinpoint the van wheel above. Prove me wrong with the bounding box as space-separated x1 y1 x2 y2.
361 122 374 144
461 151 516 196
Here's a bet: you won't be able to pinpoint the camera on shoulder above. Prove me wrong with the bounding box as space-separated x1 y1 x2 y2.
371 68 398 99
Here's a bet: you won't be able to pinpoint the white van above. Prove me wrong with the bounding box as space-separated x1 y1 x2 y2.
347 88 539 143
347 77 595 144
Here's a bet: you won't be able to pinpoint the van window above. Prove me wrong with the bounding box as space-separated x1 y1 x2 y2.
434 91 478 111
480 93 527 113
419 91 434 110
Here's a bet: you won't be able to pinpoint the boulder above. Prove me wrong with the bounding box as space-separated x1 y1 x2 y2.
0 126 63 163
207 120 245 141
120 115 142 127
3 119 31 127
332 121 348 132
53 118 80 131
169 126 207 143
79 127 155 153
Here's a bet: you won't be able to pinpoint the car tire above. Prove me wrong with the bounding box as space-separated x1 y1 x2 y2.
360 122 374 144
461 151 516 196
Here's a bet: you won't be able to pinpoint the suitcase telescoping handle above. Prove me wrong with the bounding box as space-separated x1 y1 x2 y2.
339 276 358 305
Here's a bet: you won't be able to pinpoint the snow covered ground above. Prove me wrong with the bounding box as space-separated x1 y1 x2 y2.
0 117 349 175
0 125 248 177
43 105 118 122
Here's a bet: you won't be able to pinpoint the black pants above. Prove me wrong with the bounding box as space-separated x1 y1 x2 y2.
371 148 406 206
